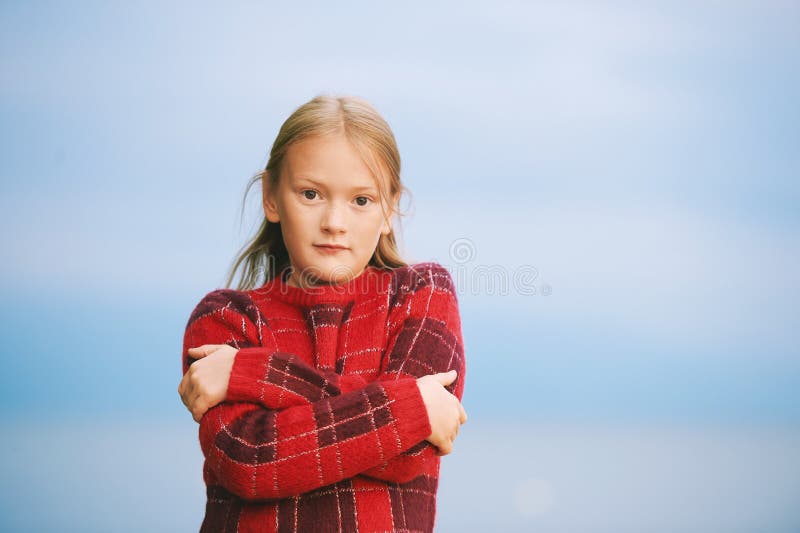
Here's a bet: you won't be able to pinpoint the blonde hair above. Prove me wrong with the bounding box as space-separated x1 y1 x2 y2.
226 95 409 290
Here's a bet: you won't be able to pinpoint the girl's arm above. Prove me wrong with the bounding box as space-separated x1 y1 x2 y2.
183 292 435 501
182 263 465 487
225 265 465 481
197 376 431 501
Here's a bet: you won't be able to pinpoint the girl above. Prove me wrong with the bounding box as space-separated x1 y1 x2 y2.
178 95 467 533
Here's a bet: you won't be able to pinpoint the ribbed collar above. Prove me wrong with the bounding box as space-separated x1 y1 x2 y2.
253 265 392 306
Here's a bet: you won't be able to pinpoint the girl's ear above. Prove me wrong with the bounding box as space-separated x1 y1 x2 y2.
262 172 280 223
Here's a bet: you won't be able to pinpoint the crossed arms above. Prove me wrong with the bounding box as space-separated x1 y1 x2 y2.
181 265 465 501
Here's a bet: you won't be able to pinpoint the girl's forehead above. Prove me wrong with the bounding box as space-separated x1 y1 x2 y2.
283 137 388 191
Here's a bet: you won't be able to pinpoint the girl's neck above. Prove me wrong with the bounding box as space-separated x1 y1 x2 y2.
285 267 365 289
258 264 389 306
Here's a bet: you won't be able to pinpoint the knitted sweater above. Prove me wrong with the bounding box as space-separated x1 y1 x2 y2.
182 262 466 533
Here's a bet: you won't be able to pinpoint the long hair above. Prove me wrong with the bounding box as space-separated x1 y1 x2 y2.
225 95 409 290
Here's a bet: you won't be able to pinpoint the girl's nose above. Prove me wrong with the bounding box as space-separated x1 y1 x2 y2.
321 204 347 233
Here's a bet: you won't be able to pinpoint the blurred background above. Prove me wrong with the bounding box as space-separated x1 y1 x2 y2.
1 1 798 531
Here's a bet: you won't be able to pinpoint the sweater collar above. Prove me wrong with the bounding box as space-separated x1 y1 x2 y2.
255 265 390 306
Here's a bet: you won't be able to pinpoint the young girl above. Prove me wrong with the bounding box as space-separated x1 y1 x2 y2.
178 95 467 533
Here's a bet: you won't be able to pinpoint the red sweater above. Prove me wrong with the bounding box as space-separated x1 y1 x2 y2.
182 262 466 533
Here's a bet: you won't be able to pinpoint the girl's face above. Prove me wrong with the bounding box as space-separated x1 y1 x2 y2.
264 133 394 288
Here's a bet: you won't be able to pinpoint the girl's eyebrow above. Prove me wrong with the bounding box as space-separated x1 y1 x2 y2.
294 175 379 194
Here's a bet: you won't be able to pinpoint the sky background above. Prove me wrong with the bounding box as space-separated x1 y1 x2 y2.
1 1 798 531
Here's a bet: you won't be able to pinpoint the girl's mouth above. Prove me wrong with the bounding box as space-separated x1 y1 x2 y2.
314 244 348 254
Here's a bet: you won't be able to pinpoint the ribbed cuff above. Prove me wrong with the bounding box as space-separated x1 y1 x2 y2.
379 378 432 450
227 347 271 403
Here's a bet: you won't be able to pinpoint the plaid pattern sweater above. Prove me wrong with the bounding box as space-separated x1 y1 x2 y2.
182 262 466 533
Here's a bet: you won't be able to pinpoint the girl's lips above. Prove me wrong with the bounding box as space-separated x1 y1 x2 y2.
314 244 348 254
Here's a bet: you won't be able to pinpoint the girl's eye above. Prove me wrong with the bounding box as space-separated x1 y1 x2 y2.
355 196 371 207
302 190 318 200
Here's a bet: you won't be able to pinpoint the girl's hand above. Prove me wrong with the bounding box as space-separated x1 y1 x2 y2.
178 344 237 422
416 370 468 456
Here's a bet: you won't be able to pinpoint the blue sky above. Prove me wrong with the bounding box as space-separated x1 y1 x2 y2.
1 1 798 423
2 2 799 531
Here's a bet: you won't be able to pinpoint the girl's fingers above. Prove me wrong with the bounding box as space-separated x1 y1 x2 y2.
187 346 206 357
433 369 457 386
179 378 193 407
187 344 220 358
182 388 204 419
440 440 452 456
178 373 190 399
458 402 468 424
190 392 208 422
190 390 203 411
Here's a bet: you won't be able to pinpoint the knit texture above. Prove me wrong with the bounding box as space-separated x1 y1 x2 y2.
182 262 466 533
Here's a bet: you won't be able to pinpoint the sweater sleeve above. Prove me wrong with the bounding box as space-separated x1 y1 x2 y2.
221 263 466 483
361 263 466 481
182 289 434 501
